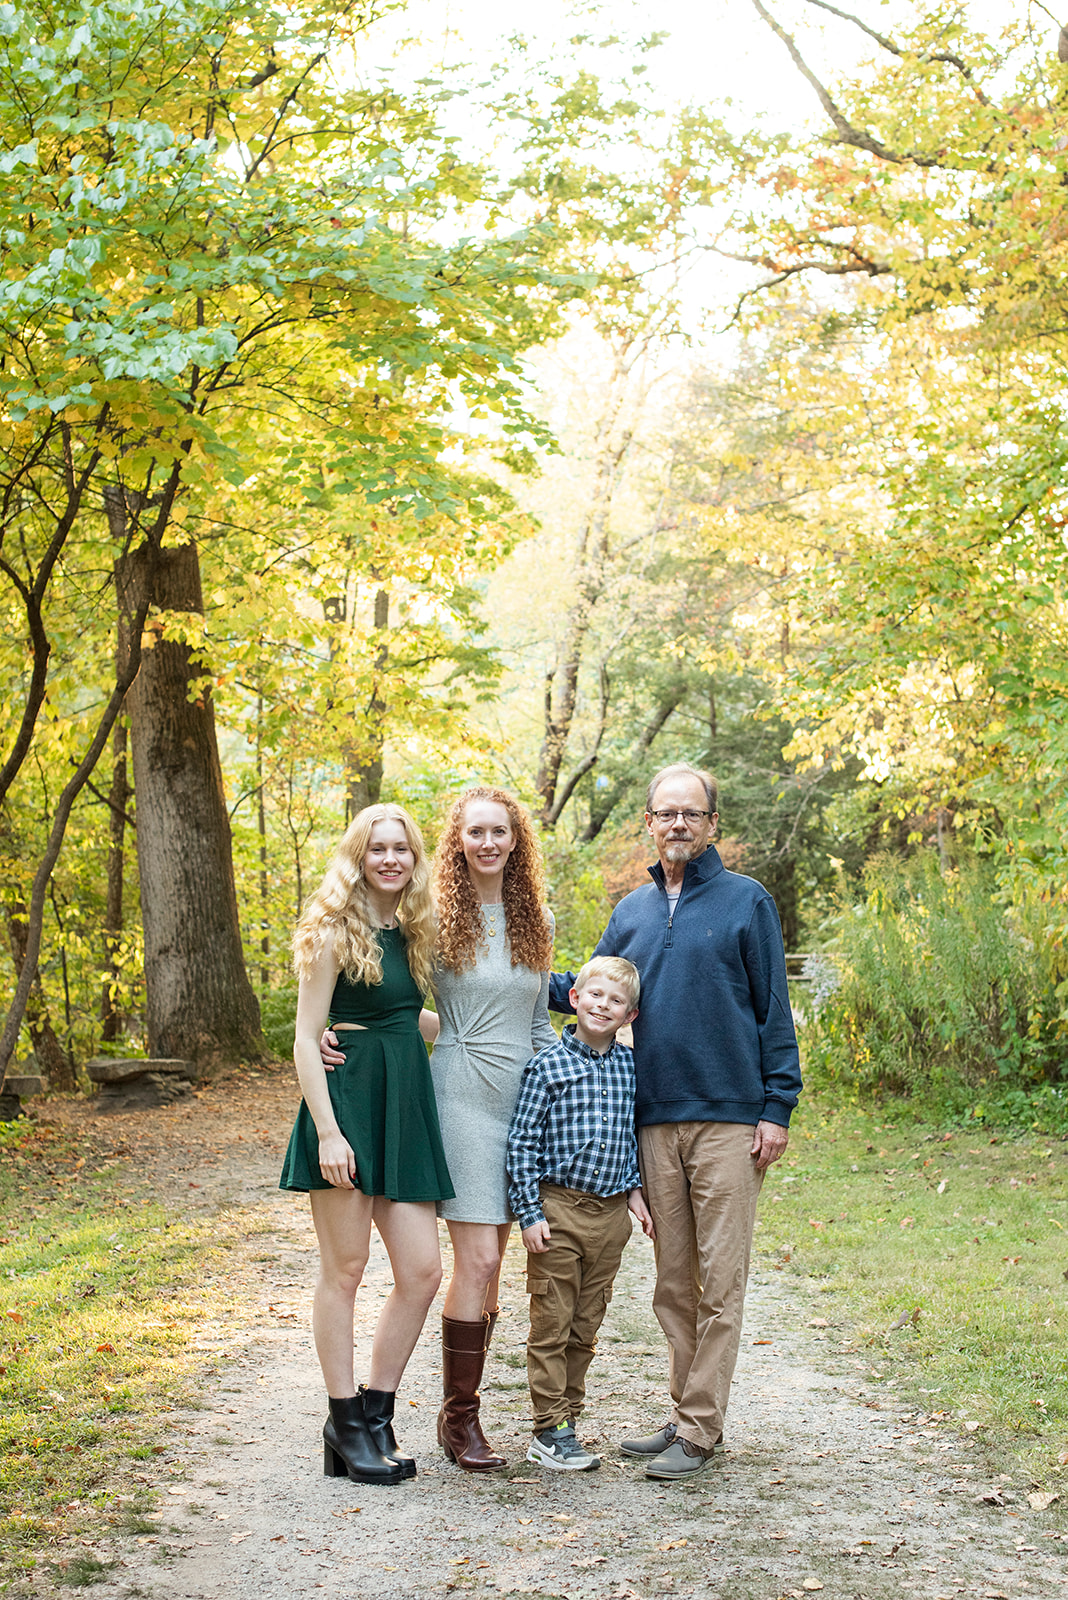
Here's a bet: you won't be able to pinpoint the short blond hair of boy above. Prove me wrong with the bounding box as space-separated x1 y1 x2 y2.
573 955 640 1009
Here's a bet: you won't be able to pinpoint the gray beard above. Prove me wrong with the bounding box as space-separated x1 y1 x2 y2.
663 840 699 864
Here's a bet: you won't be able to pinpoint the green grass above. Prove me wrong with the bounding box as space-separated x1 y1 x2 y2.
756 1090 1068 1485
0 1117 265 1589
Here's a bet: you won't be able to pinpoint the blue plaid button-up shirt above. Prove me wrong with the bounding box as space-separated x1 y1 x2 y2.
506 1025 641 1230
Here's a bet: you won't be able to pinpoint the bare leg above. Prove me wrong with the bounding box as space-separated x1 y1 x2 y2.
309 1187 373 1397
366 1199 443 1391
443 1220 509 1321
481 1222 512 1317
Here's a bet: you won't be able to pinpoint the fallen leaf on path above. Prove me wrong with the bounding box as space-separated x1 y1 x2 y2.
331 1508 361 1517
752 1339 774 1345
964 1420 982 1431
229 1532 252 1543
807 1318 828 1328
270 1535 286 1542
802 1583 824 1592
166 1488 186 1495
656 1539 687 1549
1027 1492 1060 1511
5 1312 23 1323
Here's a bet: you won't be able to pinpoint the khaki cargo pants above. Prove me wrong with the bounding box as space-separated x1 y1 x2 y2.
524 1184 633 1433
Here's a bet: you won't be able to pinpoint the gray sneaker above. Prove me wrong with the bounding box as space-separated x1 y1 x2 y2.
620 1420 677 1457
527 1423 601 1472
645 1437 721 1479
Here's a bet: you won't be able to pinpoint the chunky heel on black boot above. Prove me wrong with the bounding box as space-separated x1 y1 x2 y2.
323 1394 406 1485
359 1385 416 1479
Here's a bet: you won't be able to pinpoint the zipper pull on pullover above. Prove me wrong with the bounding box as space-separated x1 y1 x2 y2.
664 876 686 945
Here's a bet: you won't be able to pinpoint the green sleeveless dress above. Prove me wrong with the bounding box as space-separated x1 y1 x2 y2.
278 928 454 1202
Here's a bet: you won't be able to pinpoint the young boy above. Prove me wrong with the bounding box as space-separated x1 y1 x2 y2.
506 956 654 1472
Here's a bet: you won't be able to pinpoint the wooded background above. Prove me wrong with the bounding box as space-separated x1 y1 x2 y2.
3 0 1066 1122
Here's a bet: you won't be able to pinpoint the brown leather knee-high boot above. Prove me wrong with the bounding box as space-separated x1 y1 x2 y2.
437 1314 506 1471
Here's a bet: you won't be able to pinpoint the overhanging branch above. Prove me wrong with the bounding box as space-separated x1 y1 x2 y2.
749 0 955 167
800 0 988 99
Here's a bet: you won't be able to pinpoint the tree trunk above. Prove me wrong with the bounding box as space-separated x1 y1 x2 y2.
534 427 631 820
344 585 388 817
580 681 687 842
100 716 130 1043
6 903 73 1090
117 541 263 1072
256 700 269 992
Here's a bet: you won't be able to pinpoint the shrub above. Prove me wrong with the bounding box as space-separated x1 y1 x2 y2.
804 853 1066 1118
259 983 298 1061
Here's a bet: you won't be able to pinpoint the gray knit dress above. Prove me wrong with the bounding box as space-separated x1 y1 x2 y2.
430 911 557 1224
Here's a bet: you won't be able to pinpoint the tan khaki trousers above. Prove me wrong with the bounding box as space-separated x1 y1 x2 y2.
524 1185 633 1432
638 1121 763 1451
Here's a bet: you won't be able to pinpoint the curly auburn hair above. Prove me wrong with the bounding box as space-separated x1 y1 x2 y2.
432 787 553 974
292 804 436 994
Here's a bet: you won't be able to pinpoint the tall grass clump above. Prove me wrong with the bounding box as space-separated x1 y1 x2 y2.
804 853 1068 1126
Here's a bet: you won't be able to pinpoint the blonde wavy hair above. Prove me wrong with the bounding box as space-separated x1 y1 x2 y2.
293 804 436 994
433 787 553 974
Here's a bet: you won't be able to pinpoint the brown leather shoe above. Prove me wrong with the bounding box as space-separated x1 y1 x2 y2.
437 1314 506 1471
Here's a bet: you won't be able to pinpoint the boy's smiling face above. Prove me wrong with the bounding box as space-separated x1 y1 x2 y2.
570 977 638 1052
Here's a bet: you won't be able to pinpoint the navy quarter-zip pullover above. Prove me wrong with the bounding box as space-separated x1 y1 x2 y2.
549 846 801 1130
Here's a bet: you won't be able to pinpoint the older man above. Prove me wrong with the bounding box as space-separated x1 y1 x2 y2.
549 761 801 1479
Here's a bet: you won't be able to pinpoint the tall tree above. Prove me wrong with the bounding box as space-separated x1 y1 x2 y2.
700 4 1068 890
0 0 583 1069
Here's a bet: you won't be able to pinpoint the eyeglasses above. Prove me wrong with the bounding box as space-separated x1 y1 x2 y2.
649 809 712 824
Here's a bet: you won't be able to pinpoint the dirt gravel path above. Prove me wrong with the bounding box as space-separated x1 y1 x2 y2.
41 1067 1068 1599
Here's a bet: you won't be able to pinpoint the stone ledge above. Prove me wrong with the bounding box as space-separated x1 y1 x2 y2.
0 1071 43 1121
1 1075 42 1098
86 1057 193 1085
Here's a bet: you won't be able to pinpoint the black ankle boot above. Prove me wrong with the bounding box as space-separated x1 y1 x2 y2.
323 1394 406 1485
359 1385 416 1478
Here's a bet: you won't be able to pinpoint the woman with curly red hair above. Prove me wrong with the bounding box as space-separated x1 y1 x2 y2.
428 786 555 1471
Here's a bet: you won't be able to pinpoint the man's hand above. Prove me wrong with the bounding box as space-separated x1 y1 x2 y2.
319 1028 345 1069
750 1119 788 1171
627 1187 656 1240
522 1220 552 1253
